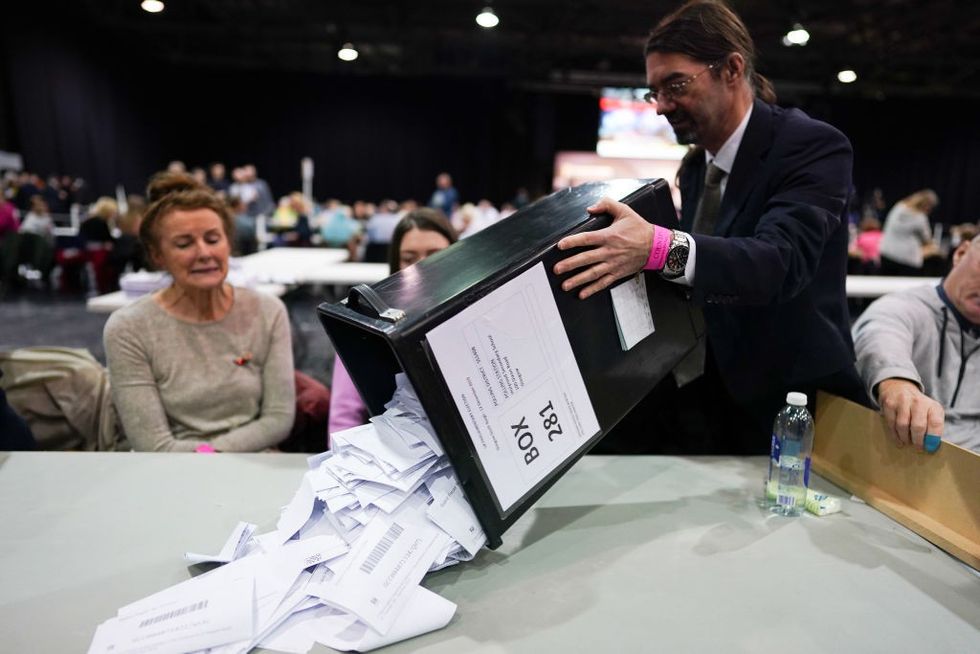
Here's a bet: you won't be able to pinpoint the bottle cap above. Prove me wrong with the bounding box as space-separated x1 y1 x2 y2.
786 392 807 406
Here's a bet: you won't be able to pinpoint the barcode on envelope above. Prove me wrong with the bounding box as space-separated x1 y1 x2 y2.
138 600 209 628
359 523 404 574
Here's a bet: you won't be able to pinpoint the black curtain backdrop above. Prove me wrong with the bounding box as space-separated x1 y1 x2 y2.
807 96 980 226
2 31 162 200
2 28 591 206
3 28 978 223
0 37 14 155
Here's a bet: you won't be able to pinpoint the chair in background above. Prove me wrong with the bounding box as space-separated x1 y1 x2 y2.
84 242 119 295
54 235 87 293
0 232 55 292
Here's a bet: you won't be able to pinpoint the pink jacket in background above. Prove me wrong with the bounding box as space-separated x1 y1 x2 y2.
327 357 370 445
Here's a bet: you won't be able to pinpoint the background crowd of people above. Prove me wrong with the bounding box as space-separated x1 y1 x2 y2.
0 150 977 455
0 163 534 297
4 161 975 303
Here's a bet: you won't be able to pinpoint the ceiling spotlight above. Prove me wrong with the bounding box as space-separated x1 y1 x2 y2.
140 0 164 13
783 24 810 46
476 7 499 28
837 69 857 84
337 43 359 62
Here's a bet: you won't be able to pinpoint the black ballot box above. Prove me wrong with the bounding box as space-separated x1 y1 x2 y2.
317 179 702 548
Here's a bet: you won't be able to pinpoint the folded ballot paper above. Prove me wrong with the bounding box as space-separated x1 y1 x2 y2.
88 374 487 654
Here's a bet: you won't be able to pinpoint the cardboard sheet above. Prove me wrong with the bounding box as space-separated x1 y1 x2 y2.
813 392 980 570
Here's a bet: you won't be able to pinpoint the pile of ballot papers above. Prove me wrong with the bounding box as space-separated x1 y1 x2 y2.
88 374 487 653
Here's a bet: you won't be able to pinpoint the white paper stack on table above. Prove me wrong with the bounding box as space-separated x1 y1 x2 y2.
119 271 172 297
88 374 487 654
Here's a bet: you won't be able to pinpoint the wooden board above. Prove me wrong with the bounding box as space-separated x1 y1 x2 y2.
813 392 980 570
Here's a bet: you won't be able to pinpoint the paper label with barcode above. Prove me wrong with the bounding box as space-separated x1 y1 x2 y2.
317 517 447 635
88 573 253 654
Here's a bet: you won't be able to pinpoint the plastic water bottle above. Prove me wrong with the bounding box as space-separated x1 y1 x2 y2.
770 392 814 517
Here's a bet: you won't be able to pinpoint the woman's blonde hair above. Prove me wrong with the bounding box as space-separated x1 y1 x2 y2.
902 189 939 213
89 197 118 220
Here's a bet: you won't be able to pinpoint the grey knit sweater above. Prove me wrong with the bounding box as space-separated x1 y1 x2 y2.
853 283 980 451
104 287 295 452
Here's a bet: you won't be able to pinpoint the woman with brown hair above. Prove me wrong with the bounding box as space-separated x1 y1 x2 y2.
103 172 295 451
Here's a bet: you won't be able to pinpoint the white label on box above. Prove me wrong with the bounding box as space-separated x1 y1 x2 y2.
425 262 600 511
610 273 655 350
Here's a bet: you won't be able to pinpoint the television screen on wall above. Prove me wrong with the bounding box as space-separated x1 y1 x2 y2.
597 88 688 160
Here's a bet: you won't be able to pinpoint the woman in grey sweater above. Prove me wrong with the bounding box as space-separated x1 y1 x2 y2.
878 189 939 275
103 172 294 452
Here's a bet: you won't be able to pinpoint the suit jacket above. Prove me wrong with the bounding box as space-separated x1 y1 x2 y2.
678 98 856 403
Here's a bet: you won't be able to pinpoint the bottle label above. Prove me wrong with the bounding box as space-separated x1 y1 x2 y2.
765 434 780 493
804 456 811 488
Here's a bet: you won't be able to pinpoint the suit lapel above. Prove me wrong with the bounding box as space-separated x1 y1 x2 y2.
715 98 774 236
679 152 706 232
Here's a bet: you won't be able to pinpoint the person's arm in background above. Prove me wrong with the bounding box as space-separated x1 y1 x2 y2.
852 294 944 450
104 312 202 452
327 356 370 443
913 211 933 244
915 211 942 259
209 300 295 452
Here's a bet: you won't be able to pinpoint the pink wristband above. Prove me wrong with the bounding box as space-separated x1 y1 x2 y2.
644 225 672 271
195 444 217 454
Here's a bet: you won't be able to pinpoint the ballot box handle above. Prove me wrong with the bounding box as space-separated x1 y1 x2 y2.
347 284 406 323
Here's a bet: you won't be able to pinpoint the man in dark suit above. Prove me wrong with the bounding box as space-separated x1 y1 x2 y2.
554 0 867 454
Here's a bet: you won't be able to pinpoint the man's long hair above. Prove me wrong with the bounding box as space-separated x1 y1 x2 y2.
645 0 776 104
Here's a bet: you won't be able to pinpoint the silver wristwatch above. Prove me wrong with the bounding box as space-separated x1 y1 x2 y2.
660 230 690 280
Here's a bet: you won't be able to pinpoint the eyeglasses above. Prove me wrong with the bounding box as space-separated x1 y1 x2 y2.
643 62 719 105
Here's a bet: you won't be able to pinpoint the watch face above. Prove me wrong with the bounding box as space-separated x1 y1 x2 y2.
667 246 689 273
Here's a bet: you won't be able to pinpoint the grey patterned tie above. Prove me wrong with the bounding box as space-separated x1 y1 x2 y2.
674 162 726 387
691 162 726 235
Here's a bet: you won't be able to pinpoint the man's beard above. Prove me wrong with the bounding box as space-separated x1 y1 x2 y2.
665 108 699 145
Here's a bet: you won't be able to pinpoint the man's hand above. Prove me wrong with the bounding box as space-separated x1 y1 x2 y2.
876 378 945 450
552 197 655 299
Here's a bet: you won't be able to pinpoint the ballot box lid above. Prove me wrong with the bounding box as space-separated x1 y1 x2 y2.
318 179 698 547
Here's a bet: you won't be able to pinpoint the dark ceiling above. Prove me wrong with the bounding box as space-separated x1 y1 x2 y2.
38 0 976 100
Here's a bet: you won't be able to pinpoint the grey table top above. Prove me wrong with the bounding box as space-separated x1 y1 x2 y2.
1 452 977 653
